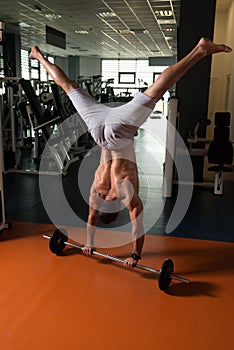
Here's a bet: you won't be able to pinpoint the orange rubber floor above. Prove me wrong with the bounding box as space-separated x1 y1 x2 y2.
0 221 233 350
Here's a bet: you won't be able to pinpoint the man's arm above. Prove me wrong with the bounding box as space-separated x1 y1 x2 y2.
83 207 98 255
120 184 145 268
129 202 144 254
83 185 99 255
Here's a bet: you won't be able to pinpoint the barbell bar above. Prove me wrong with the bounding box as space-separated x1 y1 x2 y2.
43 229 190 291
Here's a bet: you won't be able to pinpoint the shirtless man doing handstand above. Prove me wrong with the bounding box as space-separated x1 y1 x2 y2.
30 38 232 268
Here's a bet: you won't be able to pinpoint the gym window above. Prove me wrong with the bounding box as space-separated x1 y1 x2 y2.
118 72 136 84
21 49 55 81
102 59 167 96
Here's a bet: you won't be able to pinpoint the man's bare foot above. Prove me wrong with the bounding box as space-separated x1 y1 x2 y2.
198 37 232 56
29 46 42 60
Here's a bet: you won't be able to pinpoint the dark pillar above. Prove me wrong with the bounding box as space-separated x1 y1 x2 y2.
176 0 216 181
3 31 21 77
68 56 80 81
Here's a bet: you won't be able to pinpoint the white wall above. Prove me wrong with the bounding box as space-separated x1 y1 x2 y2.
55 55 101 79
226 0 234 139
205 2 234 181
210 1 234 139
79 56 101 77
54 56 68 75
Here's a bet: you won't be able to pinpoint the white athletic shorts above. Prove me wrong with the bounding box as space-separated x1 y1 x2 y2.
67 88 158 150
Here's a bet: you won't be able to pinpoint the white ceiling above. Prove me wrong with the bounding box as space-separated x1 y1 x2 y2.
0 0 232 59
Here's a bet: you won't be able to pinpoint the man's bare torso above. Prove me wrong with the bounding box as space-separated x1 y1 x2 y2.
91 143 139 203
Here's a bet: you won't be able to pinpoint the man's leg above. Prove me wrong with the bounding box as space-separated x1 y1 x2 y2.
29 46 78 93
144 37 232 100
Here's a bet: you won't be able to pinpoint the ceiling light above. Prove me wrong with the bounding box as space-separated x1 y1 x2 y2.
19 22 30 28
164 28 175 32
95 41 106 45
155 10 173 17
165 36 174 41
45 14 62 20
33 30 45 36
158 19 176 25
98 12 116 18
118 29 131 34
75 30 89 34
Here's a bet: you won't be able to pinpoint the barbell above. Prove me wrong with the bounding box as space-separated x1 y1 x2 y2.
43 228 190 292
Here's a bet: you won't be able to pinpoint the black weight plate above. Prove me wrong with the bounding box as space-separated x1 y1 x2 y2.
158 259 174 291
49 228 68 255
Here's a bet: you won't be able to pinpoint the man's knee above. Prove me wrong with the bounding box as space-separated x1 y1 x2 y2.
63 80 79 93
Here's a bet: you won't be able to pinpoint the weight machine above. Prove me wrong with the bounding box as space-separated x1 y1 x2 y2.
0 76 94 175
163 99 233 197
19 78 92 175
187 113 233 195
77 75 116 103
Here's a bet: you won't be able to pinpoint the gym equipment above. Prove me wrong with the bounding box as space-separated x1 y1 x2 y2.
19 79 91 175
187 113 234 195
0 93 12 231
208 112 233 195
0 22 5 45
43 229 190 292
